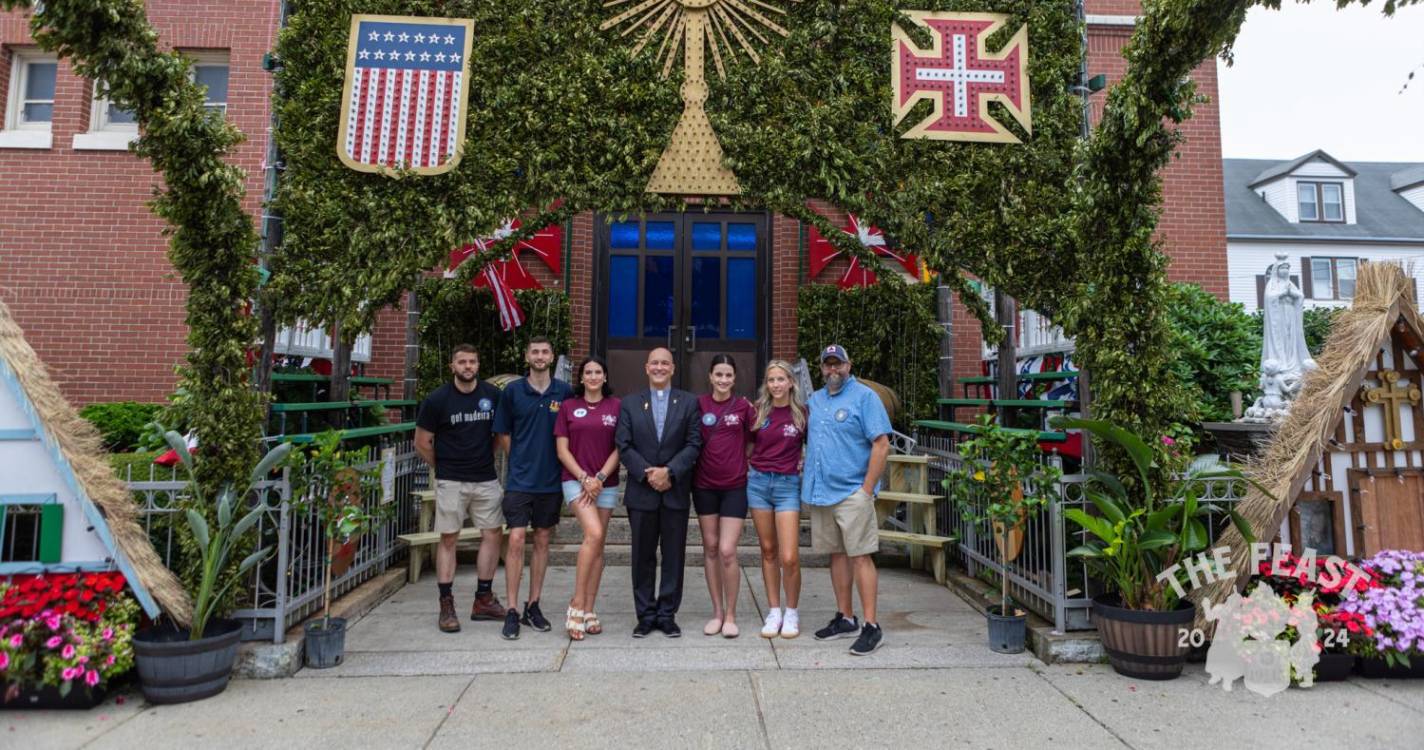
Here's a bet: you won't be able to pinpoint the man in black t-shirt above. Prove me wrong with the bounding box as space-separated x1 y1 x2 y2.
415 345 507 633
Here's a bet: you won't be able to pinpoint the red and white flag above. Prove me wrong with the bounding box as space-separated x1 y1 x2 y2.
338 16 473 176
484 265 524 332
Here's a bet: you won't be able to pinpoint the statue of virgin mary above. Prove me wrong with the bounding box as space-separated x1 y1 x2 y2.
1260 253 1317 389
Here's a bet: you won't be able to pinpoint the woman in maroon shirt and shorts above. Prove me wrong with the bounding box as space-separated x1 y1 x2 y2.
693 354 757 638
554 356 621 640
748 359 807 638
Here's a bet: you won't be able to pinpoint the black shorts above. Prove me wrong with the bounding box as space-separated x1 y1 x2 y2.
503 491 562 530
693 487 748 519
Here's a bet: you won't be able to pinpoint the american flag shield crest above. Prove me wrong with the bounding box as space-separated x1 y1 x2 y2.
337 15 474 176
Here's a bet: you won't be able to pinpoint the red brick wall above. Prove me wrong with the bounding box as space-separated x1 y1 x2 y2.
0 1 279 406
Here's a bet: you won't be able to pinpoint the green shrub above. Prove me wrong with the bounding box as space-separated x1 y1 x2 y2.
797 278 942 428
80 402 164 452
108 450 170 482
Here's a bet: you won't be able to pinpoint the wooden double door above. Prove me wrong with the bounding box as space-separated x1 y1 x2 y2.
594 213 770 399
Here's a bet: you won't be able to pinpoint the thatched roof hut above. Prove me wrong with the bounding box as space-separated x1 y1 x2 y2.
0 299 190 623
1199 261 1424 610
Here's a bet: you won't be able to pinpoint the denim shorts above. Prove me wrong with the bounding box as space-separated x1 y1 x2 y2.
561 480 619 510
747 468 801 513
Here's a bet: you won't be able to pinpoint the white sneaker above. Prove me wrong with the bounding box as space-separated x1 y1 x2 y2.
760 608 783 639
781 609 800 639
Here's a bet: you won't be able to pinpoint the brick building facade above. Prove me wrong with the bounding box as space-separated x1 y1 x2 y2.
1 1 1226 409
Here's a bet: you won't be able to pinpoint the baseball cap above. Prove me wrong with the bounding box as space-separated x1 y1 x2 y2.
820 344 849 363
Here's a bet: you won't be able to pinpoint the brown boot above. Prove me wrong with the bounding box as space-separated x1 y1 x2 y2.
471 592 505 621
438 595 460 633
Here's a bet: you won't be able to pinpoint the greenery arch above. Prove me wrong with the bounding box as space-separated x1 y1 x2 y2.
5 0 1416 492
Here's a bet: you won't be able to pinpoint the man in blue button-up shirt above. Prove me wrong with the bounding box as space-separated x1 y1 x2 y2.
802 344 891 655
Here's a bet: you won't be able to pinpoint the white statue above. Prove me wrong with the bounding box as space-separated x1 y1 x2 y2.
1242 254 1317 423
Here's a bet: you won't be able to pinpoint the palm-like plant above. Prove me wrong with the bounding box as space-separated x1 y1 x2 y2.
1053 418 1257 612
164 431 292 640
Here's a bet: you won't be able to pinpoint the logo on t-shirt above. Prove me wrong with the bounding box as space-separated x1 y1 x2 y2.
602 414 618 427
834 408 849 422
548 401 560 412
782 424 800 437
761 418 772 430
573 407 589 419
725 413 741 426
478 398 493 412
702 412 717 427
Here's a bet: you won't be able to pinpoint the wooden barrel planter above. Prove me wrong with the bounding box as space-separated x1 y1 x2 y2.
1091 595 1195 680
132 619 243 704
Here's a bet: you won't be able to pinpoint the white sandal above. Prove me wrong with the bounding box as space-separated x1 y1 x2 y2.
566 607 586 640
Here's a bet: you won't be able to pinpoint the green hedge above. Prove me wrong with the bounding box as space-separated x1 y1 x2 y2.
796 279 941 428
415 280 572 397
79 402 163 452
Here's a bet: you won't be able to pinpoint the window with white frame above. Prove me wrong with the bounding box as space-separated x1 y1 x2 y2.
90 81 137 133
4 48 58 131
1309 257 1357 300
183 51 230 114
1297 181 1345 223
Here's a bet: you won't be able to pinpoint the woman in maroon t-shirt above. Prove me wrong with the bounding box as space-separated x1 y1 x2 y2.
554 356 621 640
747 359 808 639
693 355 757 638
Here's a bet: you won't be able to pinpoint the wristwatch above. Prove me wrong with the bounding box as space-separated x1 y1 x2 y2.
595 471 607 483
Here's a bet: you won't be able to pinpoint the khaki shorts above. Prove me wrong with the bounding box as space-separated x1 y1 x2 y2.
809 488 879 557
434 479 505 533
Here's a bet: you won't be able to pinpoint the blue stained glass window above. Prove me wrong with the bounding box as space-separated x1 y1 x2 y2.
727 258 756 340
691 257 721 339
608 256 638 338
727 223 757 252
643 256 675 337
645 221 676 250
610 221 641 249
692 223 722 252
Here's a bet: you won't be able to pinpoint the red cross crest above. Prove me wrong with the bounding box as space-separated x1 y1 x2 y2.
892 12 1032 143
447 217 563 290
807 214 920 289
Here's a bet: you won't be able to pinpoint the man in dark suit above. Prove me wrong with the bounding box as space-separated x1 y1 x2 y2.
615 347 703 637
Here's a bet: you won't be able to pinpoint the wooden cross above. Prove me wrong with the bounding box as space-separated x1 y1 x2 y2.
1364 370 1422 449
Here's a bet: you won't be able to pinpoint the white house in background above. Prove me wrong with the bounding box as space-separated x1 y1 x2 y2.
1224 150 1424 313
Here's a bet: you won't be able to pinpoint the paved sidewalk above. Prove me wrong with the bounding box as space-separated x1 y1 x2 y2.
11 566 1424 749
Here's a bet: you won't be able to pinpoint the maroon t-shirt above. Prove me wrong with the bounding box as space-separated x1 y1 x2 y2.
553 396 621 487
694 394 756 490
749 405 805 475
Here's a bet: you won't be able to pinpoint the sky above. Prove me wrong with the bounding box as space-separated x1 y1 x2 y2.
1217 2 1424 163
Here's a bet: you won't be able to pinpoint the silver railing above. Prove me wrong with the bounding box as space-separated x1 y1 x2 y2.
124 439 424 643
914 426 1246 632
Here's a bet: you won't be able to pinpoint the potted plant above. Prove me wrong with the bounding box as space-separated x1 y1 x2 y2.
1249 551 1378 682
945 416 1061 654
284 431 385 669
0 572 138 709
130 432 291 704
1341 549 1424 678
1054 417 1256 680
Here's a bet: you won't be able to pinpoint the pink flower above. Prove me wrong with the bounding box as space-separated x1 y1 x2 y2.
61 644 75 659
84 669 100 687
43 614 61 630
0 652 8 670
7 634 20 648
1161 436 1176 446
105 654 115 667
101 628 113 641
61 667 78 681
45 636 62 649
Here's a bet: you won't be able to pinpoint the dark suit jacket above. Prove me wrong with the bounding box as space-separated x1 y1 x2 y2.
615 388 703 512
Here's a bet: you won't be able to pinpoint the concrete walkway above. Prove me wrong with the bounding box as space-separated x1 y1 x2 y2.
13 566 1424 749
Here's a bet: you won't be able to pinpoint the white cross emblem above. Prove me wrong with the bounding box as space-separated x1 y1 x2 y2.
913 34 1006 119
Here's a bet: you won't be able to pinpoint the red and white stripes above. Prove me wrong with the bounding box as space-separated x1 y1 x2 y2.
344 68 463 169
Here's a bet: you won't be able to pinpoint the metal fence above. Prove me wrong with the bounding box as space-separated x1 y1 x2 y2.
124 439 425 643
914 427 1247 632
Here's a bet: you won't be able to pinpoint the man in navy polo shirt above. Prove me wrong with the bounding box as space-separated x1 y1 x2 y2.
494 336 573 640
803 344 892 656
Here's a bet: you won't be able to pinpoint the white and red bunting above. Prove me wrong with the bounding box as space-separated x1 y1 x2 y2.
446 218 563 290
891 12 1032 144
807 214 919 289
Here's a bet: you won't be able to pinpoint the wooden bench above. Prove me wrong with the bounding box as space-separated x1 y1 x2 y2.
397 527 501 584
876 454 954 583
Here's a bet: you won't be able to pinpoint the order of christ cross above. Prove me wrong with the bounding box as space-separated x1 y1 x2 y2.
892 12 1031 143
1364 369 1422 450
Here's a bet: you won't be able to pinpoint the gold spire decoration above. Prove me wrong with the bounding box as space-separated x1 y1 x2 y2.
601 0 792 196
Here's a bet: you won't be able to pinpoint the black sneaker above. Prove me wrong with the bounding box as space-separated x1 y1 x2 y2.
849 623 883 656
501 609 521 640
521 601 552 632
658 618 681 638
813 612 859 641
632 620 656 638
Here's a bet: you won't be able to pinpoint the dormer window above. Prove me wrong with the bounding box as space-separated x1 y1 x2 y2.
1298 181 1344 223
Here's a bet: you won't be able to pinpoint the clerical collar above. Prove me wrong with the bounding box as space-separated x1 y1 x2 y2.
652 387 669 400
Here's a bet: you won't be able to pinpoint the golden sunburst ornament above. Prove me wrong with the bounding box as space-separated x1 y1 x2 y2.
601 0 793 195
